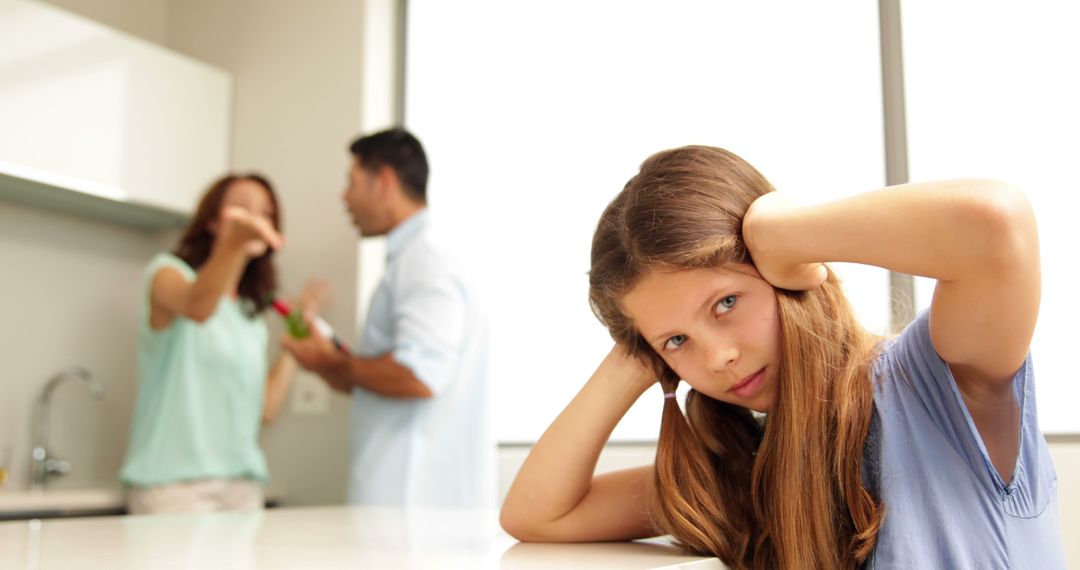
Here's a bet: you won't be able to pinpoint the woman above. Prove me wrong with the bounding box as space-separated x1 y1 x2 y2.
500 146 1065 568
121 173 300 515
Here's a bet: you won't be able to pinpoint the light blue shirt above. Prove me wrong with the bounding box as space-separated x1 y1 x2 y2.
121 252 269 487
866 310 1065 568
349 209 494 507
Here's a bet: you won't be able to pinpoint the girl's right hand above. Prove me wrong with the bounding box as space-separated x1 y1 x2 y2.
742 192 827 291
218 205 285 257
600 344 660 393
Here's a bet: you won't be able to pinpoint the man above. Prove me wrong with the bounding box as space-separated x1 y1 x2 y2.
283 128 493 507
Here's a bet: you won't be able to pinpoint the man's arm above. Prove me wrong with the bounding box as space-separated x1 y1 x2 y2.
281 328 433 399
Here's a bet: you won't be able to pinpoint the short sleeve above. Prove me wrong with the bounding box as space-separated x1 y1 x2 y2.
867 311 1062 567
873 309 1030 490
141 252 195 331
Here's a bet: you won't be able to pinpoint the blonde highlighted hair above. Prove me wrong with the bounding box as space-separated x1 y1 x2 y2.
588 146 883 569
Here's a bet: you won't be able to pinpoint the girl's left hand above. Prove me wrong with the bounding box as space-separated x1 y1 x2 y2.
742 191 828 291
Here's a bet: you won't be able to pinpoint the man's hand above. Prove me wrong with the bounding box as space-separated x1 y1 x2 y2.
281 317 351 394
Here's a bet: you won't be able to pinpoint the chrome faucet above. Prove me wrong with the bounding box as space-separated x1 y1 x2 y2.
30 367 105 490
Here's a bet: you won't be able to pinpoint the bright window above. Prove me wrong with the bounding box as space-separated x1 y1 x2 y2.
903 1 1080 433
406 1 887 442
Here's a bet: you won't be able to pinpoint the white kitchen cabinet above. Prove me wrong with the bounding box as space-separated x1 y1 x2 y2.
0 0 230 228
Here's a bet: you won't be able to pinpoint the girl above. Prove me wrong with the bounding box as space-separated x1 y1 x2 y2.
500 146 1065 569
121 173 307 515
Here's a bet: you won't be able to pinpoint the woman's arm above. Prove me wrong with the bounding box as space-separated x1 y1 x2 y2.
150 207 284 327
744 179 1040 479
262 351 297 424
500 347 660 542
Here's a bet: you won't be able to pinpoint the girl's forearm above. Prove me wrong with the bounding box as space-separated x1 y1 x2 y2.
748 179 1036 282
502 359 651 529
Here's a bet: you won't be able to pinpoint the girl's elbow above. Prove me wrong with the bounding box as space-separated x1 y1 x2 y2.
967 180 1038 265
499 507 542 542
499 509 524 540
970 180 1033 227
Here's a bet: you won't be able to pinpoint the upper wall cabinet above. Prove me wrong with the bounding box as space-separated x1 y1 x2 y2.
0 0 231 228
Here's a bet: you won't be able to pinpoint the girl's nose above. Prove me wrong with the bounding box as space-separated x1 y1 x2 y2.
706 341 739 373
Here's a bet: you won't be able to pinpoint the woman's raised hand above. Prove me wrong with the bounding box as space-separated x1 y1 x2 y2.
218 205 285 256
742 191 827 291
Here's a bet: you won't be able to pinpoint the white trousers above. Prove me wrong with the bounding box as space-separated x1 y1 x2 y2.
127 478 264 515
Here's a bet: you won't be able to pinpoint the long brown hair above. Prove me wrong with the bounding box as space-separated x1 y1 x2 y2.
588 146 883 569
174 173 280 316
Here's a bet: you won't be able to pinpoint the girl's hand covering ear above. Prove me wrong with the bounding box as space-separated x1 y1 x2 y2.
602 344 660 393
742 192 827 291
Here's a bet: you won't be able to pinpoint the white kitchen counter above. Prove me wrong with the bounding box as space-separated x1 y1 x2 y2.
0 505 726 569
0 486 286 520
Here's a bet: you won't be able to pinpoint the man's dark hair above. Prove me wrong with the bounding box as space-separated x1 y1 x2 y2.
349 128 429 203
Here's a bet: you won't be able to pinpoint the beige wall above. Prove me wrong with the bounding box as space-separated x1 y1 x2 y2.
0 200 175 490
37 0 169 44
7 0 366 506
164 0 366 506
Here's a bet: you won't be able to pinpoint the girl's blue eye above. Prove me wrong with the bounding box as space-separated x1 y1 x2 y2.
664 334 687 350
715 295 737 315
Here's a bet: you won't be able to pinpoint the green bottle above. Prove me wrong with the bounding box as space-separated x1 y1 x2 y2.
271 298 309 337
269 295 347 352
284 308 311 338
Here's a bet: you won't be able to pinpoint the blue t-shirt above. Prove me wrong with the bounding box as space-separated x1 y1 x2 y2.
866 310 1065 568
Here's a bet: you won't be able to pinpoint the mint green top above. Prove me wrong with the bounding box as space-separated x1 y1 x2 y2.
121 252 269 487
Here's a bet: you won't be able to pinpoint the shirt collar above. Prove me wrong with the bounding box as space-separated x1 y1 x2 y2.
386 208 429 261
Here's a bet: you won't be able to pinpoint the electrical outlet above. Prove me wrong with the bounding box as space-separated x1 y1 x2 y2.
292 371 329 415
